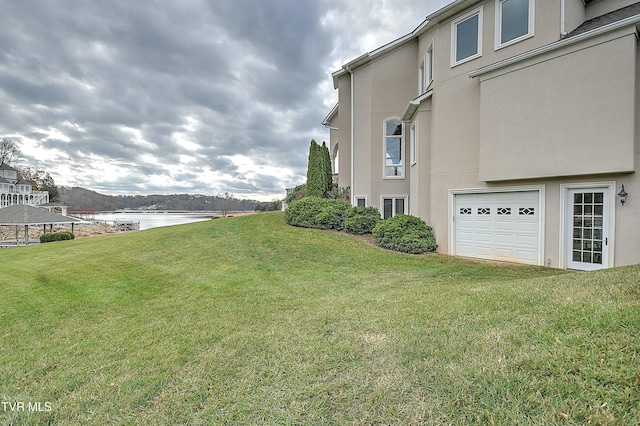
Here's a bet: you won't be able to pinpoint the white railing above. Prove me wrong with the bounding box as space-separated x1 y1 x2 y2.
0 190 49 207
30 191 50 205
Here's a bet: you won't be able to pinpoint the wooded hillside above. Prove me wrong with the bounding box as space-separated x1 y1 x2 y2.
58 186 275 212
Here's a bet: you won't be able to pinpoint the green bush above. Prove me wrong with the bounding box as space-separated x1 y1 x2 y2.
40 231 75 243
344 206 381 235
372 215 437 254
285 196 350 230
286 184 306 204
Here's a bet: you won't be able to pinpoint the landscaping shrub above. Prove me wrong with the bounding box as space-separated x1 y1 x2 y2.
372 214 437 254
344 206 381 235
40 231 75 243
285 196 350 230
285 183 306 204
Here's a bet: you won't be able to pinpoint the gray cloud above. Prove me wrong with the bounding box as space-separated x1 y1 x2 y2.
0 0 449 200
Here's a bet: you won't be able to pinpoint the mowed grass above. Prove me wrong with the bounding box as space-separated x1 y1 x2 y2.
0 212 638 425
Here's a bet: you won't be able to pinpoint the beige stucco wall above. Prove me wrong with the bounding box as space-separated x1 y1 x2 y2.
336 76 352 190
331 0 640 268
564 0 586 34
586 0 639 20
350 42 417 210
479 31 637 181
409 100 432 220
419 1 640 265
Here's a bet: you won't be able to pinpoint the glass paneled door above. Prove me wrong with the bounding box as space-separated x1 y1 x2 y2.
567 188 610 270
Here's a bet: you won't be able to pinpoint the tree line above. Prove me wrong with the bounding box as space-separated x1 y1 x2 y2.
58 186 280 212
0 137 281 212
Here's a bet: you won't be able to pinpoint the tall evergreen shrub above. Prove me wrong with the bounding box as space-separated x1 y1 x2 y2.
321 141 333 193
306 140 325 197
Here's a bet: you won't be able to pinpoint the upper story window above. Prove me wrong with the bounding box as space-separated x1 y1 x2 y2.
451 7 483 66
419 59 426 94
384 118 404 178
426 43 434 85
496 0 534 49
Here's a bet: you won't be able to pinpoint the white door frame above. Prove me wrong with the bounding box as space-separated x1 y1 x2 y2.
448 185 545 266
559 182 616 270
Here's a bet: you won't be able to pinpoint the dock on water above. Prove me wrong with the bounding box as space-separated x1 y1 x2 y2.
113 220 140 231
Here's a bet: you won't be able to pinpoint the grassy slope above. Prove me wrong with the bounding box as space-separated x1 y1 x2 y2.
0 212 638 425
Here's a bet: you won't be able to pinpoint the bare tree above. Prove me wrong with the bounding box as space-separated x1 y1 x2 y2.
0 138 20 165
218 192 236 217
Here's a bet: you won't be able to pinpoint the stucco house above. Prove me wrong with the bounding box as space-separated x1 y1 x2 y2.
0 163 49 207
324 0 640 270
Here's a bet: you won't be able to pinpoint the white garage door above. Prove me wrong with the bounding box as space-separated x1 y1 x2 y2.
454 191 540 265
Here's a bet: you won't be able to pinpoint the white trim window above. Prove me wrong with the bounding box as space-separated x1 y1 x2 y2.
495 0 534 49
451 7 483 66
426 42 434 86
410 122 417 166
382 196 407 219
419 58 426 94
355 196 367 207
384 118 404 178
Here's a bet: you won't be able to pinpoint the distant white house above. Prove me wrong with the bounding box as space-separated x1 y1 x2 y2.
0 163 49 208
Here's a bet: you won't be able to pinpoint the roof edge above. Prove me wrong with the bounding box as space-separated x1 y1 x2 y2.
401 90 433 122
469 12 640 78
322 103 339 127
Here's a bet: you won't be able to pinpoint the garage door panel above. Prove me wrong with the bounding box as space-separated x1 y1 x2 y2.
475 219 494 231
516 221 538 233
495 233 515 244
475 246 494 257
495 221 516 231
454 191 541 265
475 232 494 243
516 235 538 247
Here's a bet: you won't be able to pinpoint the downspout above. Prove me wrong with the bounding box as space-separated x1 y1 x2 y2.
346 65 355 205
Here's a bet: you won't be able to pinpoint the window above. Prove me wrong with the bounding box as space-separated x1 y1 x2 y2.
426 43 434 85
496 0 534 48
419 59 425 94
382 197 406 219
332 143 339 174
410 123 417 165
355 197 366 207
451 7 483 66
384 118 404 178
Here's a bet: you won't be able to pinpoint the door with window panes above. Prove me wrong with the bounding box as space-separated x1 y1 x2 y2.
566 188 610 270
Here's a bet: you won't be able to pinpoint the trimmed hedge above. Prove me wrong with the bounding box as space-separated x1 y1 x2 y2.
40 231 75 243
372 214 437 254
284 196 350 230
344 206 381 235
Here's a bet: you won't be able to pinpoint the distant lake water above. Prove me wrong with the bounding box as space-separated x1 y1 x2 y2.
92 211 220 231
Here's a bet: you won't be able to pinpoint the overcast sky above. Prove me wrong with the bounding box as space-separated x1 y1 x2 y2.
0 0 450 201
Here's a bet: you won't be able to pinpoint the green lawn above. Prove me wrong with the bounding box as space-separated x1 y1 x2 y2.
1 212 638 425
